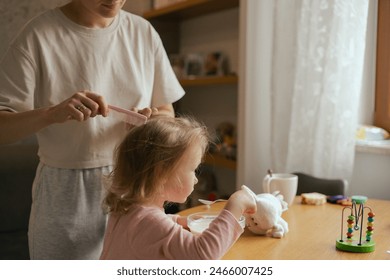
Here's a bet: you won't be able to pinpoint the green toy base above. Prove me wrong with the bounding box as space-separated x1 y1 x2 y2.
336 239 375 253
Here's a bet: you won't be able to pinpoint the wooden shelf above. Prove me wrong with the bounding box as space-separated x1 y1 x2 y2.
144 1 239 171
180 75 238 87
144 0 239 20
204 153 236 170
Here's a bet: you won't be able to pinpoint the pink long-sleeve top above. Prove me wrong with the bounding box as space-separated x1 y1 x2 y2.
99 204 243 260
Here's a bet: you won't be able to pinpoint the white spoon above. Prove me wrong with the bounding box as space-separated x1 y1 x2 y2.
198 199 228 206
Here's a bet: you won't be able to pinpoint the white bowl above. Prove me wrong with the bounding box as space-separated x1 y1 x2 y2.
187 211 245 235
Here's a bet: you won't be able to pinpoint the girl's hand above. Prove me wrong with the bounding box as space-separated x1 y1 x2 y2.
224 189 257 220
176 216 189 230
133 107 159 119
132 104 175 119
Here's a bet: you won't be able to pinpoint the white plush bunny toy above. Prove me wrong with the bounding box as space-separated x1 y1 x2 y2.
241 185 289 238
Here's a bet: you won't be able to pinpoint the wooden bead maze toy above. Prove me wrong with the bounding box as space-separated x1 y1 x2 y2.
336 195 375 253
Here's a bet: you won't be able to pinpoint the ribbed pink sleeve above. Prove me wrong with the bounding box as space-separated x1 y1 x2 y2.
100 205 243 260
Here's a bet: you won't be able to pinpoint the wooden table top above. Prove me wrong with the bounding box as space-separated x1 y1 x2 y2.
178 196 390 260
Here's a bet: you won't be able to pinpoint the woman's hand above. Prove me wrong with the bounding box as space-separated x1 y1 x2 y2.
48 90 108 123
0 90 108 144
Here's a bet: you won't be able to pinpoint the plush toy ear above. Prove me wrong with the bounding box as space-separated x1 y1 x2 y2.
281 200 288 212
272 191 289 211
241 185 257 199
271 191 281 196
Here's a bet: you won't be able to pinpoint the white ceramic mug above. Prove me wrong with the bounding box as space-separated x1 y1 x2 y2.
263 173 298 206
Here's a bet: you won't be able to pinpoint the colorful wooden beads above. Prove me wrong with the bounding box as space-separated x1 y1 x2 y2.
346 215 355 239
366 212 375 241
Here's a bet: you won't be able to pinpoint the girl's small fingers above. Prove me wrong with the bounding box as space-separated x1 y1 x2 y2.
244 208 256 215
138 107 153 118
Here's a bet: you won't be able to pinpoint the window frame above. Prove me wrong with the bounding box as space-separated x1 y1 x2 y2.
375 0 390 132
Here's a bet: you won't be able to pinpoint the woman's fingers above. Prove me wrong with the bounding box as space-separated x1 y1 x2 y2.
56 90 107 123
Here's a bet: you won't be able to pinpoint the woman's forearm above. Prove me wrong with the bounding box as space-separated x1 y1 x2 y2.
0 108 52 145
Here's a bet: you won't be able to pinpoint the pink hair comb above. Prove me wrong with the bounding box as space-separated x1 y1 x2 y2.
108 105 147 126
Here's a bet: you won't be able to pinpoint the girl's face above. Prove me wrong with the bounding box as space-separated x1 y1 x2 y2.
164 143 203 204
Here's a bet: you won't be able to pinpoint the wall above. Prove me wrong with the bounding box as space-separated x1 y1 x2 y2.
350 150 390 200
0 1 43 57
350 1 390 200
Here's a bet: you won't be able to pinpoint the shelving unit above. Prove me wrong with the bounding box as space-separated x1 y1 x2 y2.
180 75 238 87
144 0 239 21
143 0 239 173
205 153 236 170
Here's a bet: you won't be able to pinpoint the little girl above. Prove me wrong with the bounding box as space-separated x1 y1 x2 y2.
99 116 256 260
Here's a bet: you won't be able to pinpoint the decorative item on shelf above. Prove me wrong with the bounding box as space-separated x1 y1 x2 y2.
336 195 376 253
212 121 237 160
174 52 230 79
184 53 204 78
204 51 229 76
153 0 186 10
169 54 184 79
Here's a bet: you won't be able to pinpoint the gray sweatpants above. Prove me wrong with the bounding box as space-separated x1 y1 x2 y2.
28 162 111 260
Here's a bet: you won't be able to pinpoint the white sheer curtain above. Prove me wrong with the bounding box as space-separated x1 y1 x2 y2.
272 0 369 178
238 0 369 192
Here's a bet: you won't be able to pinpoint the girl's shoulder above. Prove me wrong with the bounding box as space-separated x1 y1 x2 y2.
128 204 169 223
125 205 179 241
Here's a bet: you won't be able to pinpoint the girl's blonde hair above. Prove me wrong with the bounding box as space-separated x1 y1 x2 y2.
103 116 210 214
